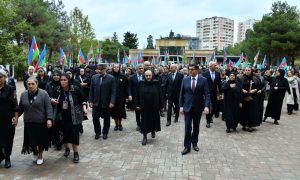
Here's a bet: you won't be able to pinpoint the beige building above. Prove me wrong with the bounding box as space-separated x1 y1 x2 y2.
129 39 212 65
196 16 234 50
237 19 259 43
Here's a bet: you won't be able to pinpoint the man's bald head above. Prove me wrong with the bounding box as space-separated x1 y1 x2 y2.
170 64 177 73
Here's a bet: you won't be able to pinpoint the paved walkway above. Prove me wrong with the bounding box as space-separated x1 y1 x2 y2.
0 82 299 179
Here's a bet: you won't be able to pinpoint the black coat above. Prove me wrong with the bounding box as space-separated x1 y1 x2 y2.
136 80 162 134
222 80 242 129
202 71 222 102
165 72 184 99
264 77 290 120
240 75 260 127
89 73 116 108
111 72 128 119
36 75 49 90
0 84 18 156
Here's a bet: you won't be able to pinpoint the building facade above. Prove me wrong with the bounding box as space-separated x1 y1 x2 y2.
237 19 259 43
196 16 234 51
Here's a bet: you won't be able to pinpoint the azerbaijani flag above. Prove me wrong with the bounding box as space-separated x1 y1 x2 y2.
28 36 39 65
60 48 67 65
38 44 46 68
78 49 85 65
87 45 94 65
210 50 216 62
124 50 129 64
96 41 101 64
228 59 233 69
253 50 260 66
33 44 46 72
223 47 227 63
279 57 287 70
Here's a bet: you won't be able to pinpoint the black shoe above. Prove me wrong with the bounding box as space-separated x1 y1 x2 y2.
114 126 118 131
226 128 230 133
160 113 165 117
174 119 178 123
142 136 147 146
0 155 5 164
102 134 108 140
95 134 100 140
215 115 219 118
263 117 267 122
181 148 191 155
274 120 279 125
136 126 141 131
64 148 70 158
233 128 236 131
4 158 11 168
288 112 292 115
193 145 199 152
56 145 62 151
119 125 123 131
248 128 254 132
206 123 211 128
166 121 171 126
242 127 248 131
73 153 79 163
151 132 156 138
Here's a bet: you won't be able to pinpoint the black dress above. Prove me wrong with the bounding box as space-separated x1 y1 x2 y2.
111 72 128 119
61 92 80 145
222 80 242 129
264 75 290 120
137 80 162 134
240 75 261 128
22 90 50 154
0 84 18 157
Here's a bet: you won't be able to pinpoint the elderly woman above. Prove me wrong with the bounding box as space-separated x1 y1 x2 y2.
19 77 53 165
222 72 242 133
136 70 162 145
52 73 87 163
0 69 18 168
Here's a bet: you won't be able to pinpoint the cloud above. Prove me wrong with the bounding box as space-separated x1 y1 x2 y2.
62 0 300 48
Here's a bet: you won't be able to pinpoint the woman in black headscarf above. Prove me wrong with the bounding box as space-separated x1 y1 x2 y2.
264 69 290 125
222 72 242 133
240 67 260 132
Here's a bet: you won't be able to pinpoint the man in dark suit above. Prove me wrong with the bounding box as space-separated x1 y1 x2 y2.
89 64 116 140
128 64 144 131
166 64 184 126
202 61 222 128
179 64 210 155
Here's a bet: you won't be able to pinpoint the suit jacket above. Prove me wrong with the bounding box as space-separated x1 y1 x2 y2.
165 72 184 98
128 73 144 97
202 71 222 100
89 73 116 108
179 75 210 113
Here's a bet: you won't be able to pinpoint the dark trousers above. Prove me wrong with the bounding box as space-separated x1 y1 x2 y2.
167 96 179 122
184 107 201 149
206 98 217 124
92 107 111 135
135 109 142 127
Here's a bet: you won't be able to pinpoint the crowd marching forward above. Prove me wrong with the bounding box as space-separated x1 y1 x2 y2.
0 61 299 168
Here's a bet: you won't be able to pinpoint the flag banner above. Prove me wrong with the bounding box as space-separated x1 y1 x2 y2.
28 36 40 65
78 49 85 65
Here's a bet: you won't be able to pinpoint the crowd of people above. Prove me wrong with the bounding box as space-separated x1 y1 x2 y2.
0 60 299 167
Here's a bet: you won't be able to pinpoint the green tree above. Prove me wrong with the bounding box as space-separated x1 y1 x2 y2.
101 39 129 63
146 35 154 49
122 32 138 49
245 1 300 66
112 32 118 42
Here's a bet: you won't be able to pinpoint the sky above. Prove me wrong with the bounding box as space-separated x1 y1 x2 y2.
61 0 300 48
